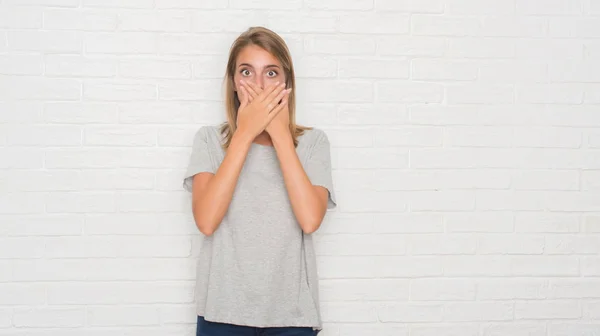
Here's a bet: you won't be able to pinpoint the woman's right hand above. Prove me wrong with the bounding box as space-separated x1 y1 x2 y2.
235 81 290 141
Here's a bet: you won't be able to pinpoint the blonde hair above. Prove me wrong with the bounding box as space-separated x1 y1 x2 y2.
219 26 310 149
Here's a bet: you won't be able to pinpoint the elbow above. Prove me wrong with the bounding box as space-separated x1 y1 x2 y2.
198 225 216 237
299 218 323 235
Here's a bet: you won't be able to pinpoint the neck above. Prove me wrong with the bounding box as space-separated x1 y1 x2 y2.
253 131 273 146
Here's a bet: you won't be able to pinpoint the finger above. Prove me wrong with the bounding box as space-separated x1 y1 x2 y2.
239 85 249 107
241 81 259 101
267 96 288 123
263 85 288 111
245 80 262 97
258 82 284 103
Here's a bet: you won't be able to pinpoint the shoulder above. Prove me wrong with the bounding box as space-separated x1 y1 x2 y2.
298 127 330 147
191 124 224 148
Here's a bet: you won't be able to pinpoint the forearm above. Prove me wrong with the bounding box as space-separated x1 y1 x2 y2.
192 131 252 235
271 131 326 234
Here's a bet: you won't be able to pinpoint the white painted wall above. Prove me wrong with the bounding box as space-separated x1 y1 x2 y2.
1 0 600 335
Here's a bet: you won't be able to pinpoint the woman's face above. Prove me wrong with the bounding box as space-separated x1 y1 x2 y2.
233 45 286 97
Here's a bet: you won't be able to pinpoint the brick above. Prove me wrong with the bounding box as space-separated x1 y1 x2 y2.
340 13 409 34
512 256 580 276
583 216 600 233
546 235 600 254
83 0 153 8
443 302 513 321
301 79 373 103
158 80 221 101
156 169 187 191
338 148 407 169
377 36 446 56
478 279 548 300
376 168 509 191
410 148 514 169
339 324 408 336
317 256 442 278
411 279 476 301
119 102 198 124
339 59 409 79
0 8 42 28
45 55 117 77
84 80 157 101
119 148 189 168
8 30 81 53
85 32 156 54
549 324 600 336
118 192 186 212
320 302 377 322
44 9 118 31
156 0 226 8
444 256 511 276
12 259 86 281
86 258 195 281
0 238 45 259
305 0 372 10
47 281 194 304
516 84 584 104
81 169 155 190
120 59 192 79
448 37 515 58
315 234 406 256
46 192 117 213
479 60 548 83
412 15 481 36
512 170 579 190
549 61 600 82
515 301 580 319
267 12 336 33
0 284 46 304
378 303 443 322
84 126 157 146
160 304 197 324
411 325 479 336
120 10 192 32
444 126 513 147
446 0 516 14
410 191 476 211
517 39 584 60
1 170 81 192
191 11 267 33
0 215 82 236
319 279 409 301
336 191 407 212
305 35 376 55
583 302 600 319
45 236 191 258
157 127 197 147
411 59 478 81
190 56 229 79
0 193 45 214
446 212 514 233
517 0 583 15
45 102 118 124
0 77 80 101
229 0 302 9
5 125 81 146
338 104 408 125
374 126 441 147
483 323 546 336
376 0 443 12
582 257 600 276
4 0 78 6
325 128 374 148
84 214 183 235
447 84 514 104
481 16 546 37
13 308 85 327
550 279 600 299
0 102 43 123
373 213 444 233
158 33 232 55
477 234 546 255
317 212 375 234
88 306 159 326
0 263 12 283
514 127 582 148
377 81 443 103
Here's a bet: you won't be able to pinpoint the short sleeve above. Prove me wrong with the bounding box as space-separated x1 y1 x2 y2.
183 126 216 192
305 130 337 209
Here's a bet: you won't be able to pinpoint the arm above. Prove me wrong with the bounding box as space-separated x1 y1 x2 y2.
271 130 330 234
191 132 252 236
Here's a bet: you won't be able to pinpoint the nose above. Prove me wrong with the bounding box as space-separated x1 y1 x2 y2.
254 76 264 89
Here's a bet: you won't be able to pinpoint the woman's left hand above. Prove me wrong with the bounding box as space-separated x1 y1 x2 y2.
240 80 291 139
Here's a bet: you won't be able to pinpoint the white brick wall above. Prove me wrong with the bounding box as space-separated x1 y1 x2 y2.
0 0 599 335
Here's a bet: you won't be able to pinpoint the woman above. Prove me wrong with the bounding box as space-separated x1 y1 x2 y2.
183 26 337 336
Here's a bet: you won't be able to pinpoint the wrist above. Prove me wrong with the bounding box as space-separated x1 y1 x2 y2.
232 128 254 148
271 128 293 148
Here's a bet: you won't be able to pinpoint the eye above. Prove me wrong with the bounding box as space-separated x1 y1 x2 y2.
267 70 278 77
240 69 251 76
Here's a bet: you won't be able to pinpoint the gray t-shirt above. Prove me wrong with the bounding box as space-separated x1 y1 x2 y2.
182 125 337 330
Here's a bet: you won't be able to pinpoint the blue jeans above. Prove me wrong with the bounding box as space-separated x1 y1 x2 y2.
196 316 319 336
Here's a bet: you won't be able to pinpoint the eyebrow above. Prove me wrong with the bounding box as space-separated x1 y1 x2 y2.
238 63 280 69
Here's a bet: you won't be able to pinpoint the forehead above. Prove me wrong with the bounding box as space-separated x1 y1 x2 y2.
236 45 281 67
